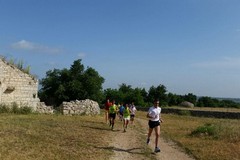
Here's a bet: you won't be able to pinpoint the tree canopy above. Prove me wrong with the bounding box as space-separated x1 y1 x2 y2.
38 59 240 109
38 59 104 107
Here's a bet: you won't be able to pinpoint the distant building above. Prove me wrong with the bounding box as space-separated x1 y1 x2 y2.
0 57 40 110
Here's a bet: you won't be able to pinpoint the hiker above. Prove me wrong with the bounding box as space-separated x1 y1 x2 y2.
129 102 137 126
146 99 163 153
123 104 131 132
104 98 111 124
109 100 118 130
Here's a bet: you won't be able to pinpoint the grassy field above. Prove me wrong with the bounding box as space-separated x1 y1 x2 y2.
0 113 113 160
0 111 239 160
137 111 240 160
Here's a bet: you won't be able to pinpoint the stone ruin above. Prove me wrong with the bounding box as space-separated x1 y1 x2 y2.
0 57 53 114
0 56 100 115
60 99 100 115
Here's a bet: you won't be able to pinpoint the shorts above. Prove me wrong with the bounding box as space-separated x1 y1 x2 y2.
148 120 160 129
130 114 135 119
109 113 116 119
124 116 130 121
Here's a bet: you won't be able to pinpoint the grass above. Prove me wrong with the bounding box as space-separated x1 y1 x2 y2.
1 110 239 160
158 113 240 160
0 113 113 160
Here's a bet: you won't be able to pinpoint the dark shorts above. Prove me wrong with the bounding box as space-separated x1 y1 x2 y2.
130 114 135 118
109 113 116 119
148 120 160 129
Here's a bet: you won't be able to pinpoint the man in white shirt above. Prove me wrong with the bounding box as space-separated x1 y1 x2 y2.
146 99 163 153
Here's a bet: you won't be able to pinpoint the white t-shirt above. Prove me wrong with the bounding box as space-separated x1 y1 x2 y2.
148 106 161 121
130 105 137 115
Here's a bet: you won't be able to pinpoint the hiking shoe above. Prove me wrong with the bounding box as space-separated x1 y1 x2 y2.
146 138 150 144
154 147 161 153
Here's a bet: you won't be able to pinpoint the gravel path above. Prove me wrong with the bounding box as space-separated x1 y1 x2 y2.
109 118 195 160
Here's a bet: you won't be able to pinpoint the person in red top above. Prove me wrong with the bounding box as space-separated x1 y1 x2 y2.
104 98 111 124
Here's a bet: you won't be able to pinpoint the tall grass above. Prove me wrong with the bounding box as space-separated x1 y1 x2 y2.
159 113 240 160
0 104 33 114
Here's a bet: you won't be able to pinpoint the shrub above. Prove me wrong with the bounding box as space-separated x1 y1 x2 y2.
191 123 219 139
0 103 33 114
0 104 10 113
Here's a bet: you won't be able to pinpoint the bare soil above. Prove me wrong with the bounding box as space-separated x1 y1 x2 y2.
108 118 195 160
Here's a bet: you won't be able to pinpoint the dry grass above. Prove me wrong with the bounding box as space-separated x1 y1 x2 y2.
0 113 113 160
1 110 239 160
138 111 240 160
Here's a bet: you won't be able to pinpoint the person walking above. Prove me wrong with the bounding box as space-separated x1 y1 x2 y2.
146 99 163 153
109 100 118 130
123 104 131 132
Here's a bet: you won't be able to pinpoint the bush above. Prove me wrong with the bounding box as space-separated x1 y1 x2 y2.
191 123 219 139
0 104 10 113
0 103 33 114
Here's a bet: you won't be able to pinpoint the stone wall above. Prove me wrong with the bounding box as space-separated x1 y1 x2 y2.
60 99 100 115
36 102 54 114
0 58 39 110
137 107 240 119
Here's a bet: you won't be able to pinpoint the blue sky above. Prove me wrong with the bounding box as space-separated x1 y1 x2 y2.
1 0 240 98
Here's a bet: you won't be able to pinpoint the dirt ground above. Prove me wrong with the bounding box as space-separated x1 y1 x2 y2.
108 118 195 160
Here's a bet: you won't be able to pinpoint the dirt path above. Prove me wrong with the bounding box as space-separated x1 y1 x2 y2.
109 118 195 160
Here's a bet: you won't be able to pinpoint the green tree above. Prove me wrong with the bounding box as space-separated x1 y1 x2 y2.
147 84 167 106
183 93 197 105
168 93 183 106
39 59 104 107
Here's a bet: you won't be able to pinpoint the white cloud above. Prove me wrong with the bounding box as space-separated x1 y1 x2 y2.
77 52 86 58
11 40 62 54
193 56 240 69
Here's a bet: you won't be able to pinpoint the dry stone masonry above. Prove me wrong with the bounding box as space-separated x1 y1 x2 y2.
60 99 100 115
0 57 53 113
0 56 98 115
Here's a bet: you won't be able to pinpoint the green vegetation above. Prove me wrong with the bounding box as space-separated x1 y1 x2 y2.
5 57 31 74
191 123 219 138
38 59 105 107
0 104 33 114
38 58 240 109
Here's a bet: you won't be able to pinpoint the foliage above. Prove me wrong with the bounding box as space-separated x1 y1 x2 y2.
39 59 105 107
191 121 240 142
37 59 240 109
7 57 31 74
191 123 219 138
0 104 33 114
197 96 240 108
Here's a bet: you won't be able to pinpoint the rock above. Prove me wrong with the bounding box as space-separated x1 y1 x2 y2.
179 101 194 108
